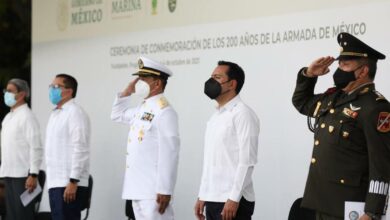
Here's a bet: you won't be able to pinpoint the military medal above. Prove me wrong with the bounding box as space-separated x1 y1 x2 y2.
141 112 154 122
342 108 358 119
342 131 349 138
138 129 144 142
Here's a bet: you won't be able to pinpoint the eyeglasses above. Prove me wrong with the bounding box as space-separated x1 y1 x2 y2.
48 84 66 89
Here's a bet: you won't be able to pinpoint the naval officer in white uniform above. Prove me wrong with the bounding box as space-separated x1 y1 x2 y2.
111 57 180 220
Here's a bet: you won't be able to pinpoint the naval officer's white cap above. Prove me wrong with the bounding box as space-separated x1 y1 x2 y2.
132 56 173 79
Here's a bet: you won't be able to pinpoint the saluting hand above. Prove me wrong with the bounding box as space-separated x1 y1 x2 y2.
221 199 239 220
359 214 373 220
306 56 335 77
194 199 206 220
156 194 171 214
120 78 139 97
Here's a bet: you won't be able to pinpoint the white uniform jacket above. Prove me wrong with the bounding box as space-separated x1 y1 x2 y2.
111 93 180 200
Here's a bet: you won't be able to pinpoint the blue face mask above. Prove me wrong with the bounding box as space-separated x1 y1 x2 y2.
49 87 62 105
4 92 17 107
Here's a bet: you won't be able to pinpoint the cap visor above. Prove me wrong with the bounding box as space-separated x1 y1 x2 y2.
336 55 362 61
132 71 155 77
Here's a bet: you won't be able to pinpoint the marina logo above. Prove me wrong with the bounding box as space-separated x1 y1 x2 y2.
111 0 142 18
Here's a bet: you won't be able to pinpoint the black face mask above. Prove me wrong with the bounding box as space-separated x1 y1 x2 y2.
333 68 358 89
204 78 230 99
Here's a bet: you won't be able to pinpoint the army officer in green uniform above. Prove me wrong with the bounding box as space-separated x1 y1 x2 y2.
292 32 390 220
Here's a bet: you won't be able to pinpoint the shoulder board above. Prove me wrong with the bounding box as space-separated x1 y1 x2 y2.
158 97 170 109
373 90 388 102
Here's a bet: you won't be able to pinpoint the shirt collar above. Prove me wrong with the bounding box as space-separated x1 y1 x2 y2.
144 93 164 105
53 98 75 111
217 95 241 112
10 103 28 113
348 82 374 95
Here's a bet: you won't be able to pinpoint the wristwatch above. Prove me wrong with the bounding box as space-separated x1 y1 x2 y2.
365 212 381 219
29 173 38 178
70 178 80 184
28 169 38 178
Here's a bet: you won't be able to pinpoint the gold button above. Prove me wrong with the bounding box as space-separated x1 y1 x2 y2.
340 179 345 184
330 109 335 114
329 126 334 133
315 140 320 146
342 131 349 138
321 123 326 128
311 158 316 164
339 120 343 124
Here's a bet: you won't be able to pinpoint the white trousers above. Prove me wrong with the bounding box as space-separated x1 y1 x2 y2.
132 199 174 220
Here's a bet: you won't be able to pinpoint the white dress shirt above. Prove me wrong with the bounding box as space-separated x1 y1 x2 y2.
45 99 91 188
198 95 260 202
111 93 180 200
0 104 43 177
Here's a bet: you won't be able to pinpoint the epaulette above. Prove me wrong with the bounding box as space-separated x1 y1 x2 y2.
158 97 169 109
373 90 387 102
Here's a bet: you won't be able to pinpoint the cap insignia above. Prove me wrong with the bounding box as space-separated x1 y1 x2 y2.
138 59 144 69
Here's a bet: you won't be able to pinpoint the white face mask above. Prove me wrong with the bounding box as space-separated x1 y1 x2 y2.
134 80 150 99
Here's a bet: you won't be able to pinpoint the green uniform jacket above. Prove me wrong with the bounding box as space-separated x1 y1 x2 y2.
292 68 390 217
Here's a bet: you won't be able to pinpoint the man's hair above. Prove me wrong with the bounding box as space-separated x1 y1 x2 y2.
358 58 377 80
56 73 78 98
218 60 245 94
8 78 30 101
151 75 168 91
